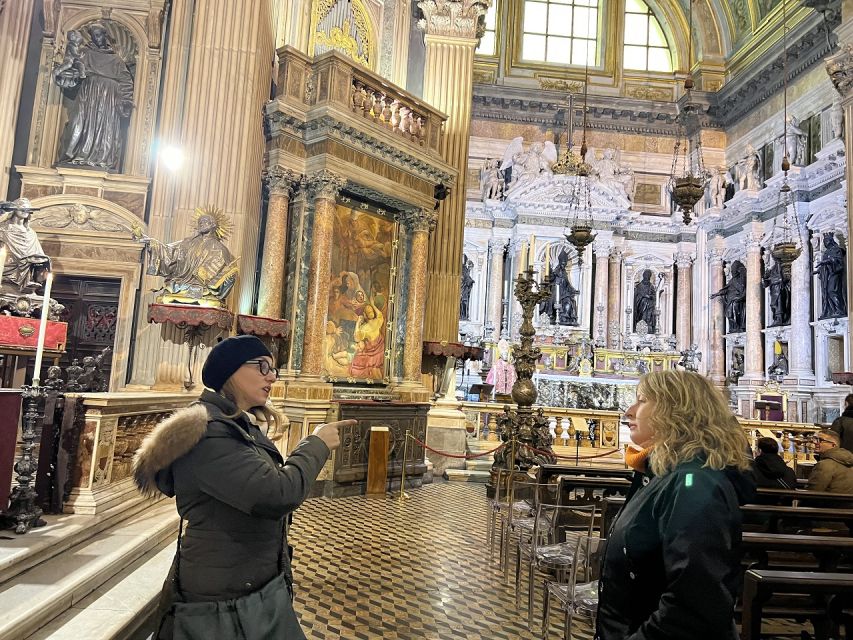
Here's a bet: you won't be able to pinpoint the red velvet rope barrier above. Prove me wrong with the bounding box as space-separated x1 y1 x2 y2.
407 434 621 462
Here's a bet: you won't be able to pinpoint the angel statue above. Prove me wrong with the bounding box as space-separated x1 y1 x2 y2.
499 137 557 193
133 206 239 307
587 148 635 201
479 158 504 201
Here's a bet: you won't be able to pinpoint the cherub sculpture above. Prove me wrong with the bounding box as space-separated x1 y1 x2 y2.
499 137 557 193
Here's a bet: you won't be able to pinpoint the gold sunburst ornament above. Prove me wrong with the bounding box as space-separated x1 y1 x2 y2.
193 205 231 241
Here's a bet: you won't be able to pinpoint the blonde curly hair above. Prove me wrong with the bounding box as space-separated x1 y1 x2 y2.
639 370 750 476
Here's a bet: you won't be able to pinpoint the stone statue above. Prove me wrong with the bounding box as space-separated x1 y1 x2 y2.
768 351 789 381
54 23 135 171
814 232 847 319
737 144 762 191
42 365 66 391
0 198 51 294
830 100 844 140
589 148 635 201
633 269 658 333
761 259 790 326
707 167 727 209
727 350 744 385
677 344 702 372
711 260 747 333
540 249 578 326
499 137 557 192
778 115 807 166
459 255 475 321
479 158 504 201
133 206 239 307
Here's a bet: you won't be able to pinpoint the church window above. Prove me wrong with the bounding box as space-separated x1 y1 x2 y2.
623 0 672 72
521 0 599 66
477 2 499 56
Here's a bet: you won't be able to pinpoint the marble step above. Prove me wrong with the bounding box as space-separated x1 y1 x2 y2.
0 501 178 640
444 469 490 483
26 538 175 640
465 459 494 472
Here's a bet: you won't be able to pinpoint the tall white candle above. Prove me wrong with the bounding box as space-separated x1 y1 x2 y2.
32 272 53 387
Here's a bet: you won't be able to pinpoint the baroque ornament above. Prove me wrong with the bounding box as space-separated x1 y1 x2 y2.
307 170 346 200
33 203 127 232
416 0 490 39
263 166 301 197
826 44 853 98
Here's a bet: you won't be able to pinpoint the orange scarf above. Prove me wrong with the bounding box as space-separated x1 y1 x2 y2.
625 446 653 473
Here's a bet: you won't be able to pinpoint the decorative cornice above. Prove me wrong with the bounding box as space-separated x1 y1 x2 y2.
263 166 301 197
826 44 853 99
307 170 346 201
416 0 489 39
396 207 438 233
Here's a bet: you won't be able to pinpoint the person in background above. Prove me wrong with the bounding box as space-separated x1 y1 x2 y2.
807 430 853 494
596 370 755 640
750 437 797 489
830 393 853 453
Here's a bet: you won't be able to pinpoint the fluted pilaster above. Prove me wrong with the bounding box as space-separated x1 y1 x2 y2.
708 247 726 384
743 232 764 381
487 238 505 341
0 0 35 198
258 167 301 318
607 248 623 348
675 252 693 350
300 170 346 378
419 0 488 343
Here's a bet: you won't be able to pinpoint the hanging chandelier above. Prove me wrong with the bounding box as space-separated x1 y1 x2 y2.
668 0 707 225
769 0 802 276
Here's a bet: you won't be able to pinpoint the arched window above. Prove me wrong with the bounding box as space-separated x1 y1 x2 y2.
623 0 672 72
476 1 498 56
521 0 599 66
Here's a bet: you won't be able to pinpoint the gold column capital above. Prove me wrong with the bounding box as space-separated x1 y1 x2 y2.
263 166 301 197
306 170 346 201
396 207 438 233
416 0 491 40
827 44 853 100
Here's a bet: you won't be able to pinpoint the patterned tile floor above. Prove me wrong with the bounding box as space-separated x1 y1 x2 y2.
289 481 819 640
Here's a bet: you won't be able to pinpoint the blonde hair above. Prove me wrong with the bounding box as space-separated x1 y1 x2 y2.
220 379 289 442
640 370 750 476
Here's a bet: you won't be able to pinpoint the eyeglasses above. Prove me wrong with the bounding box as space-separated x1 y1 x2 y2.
244 359 279 378
817 438 837 445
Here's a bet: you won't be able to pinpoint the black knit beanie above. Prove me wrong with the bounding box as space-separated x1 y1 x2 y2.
202 335 272 391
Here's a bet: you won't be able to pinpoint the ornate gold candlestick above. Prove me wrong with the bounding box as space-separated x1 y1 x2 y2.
493 267 557 472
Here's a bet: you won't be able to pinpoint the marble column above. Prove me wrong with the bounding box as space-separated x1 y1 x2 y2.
607 248 623 348
675 252 694 350
400 208 438 384
486 238 505 341
258 167 300 318
788 242 815 382
826 43 853 366
592 240 610 344
0 0 35 198
419 0 489 344
300 170 346 379
708 247 726 384
743 232 765 382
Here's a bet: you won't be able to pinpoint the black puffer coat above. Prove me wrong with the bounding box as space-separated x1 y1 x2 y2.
133 390 330 635
595 458 755 640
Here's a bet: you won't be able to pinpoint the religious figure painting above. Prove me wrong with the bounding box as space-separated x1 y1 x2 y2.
325 205 394 382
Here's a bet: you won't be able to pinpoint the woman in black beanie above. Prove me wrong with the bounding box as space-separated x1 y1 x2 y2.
133 335 353 639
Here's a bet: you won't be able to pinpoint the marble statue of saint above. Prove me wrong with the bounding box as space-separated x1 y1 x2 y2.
707 167 727 209
479 158 504 201
814 233 847 319
677 344 702 372
831 100 844 140
499 137 557 192
761 259 790 326
134 207 239 307
54 23 135 171
727 351 744 385
633 269 658 333
590 148 635 200
459 255 475 321
711 260 747 333
737 144 762 191
540 249 578 326
0 198 51 294
778 115 807 166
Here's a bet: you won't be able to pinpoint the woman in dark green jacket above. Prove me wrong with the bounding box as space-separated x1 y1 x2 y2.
133 335 352 639
595 370 755 640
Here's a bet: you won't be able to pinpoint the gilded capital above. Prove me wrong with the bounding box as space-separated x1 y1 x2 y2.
306 170 346 201
263 166 301 197
826 44 853 99
397 208 438 233
416 0 490 39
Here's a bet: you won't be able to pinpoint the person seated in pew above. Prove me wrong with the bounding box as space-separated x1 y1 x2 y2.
596 370 756 640
831 393 853 453
808 429 853 494
750 437 797 492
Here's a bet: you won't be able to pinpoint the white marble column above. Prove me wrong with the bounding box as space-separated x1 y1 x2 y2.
788 242 815 382
486 238 505 341
675 252 694 349
607 248 623 348
592 240 610 344
708 247 726 384
743 231 765 382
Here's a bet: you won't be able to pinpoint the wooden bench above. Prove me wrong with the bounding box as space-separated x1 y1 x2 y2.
741 569 853 640
535 463 631 485
755 488 853 508
742 532 853 571
740 505 853 534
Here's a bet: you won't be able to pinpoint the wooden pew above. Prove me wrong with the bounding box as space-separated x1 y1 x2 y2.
741 569 853 640
740 505 853 534
755 488 853 508
742 532 853 571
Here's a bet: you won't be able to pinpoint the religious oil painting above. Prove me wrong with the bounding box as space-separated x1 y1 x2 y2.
325 205 395 382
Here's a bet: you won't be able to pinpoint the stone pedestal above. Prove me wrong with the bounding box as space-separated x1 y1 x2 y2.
426 356 467 476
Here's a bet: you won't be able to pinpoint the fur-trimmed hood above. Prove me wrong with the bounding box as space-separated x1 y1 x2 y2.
133 403 208 497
